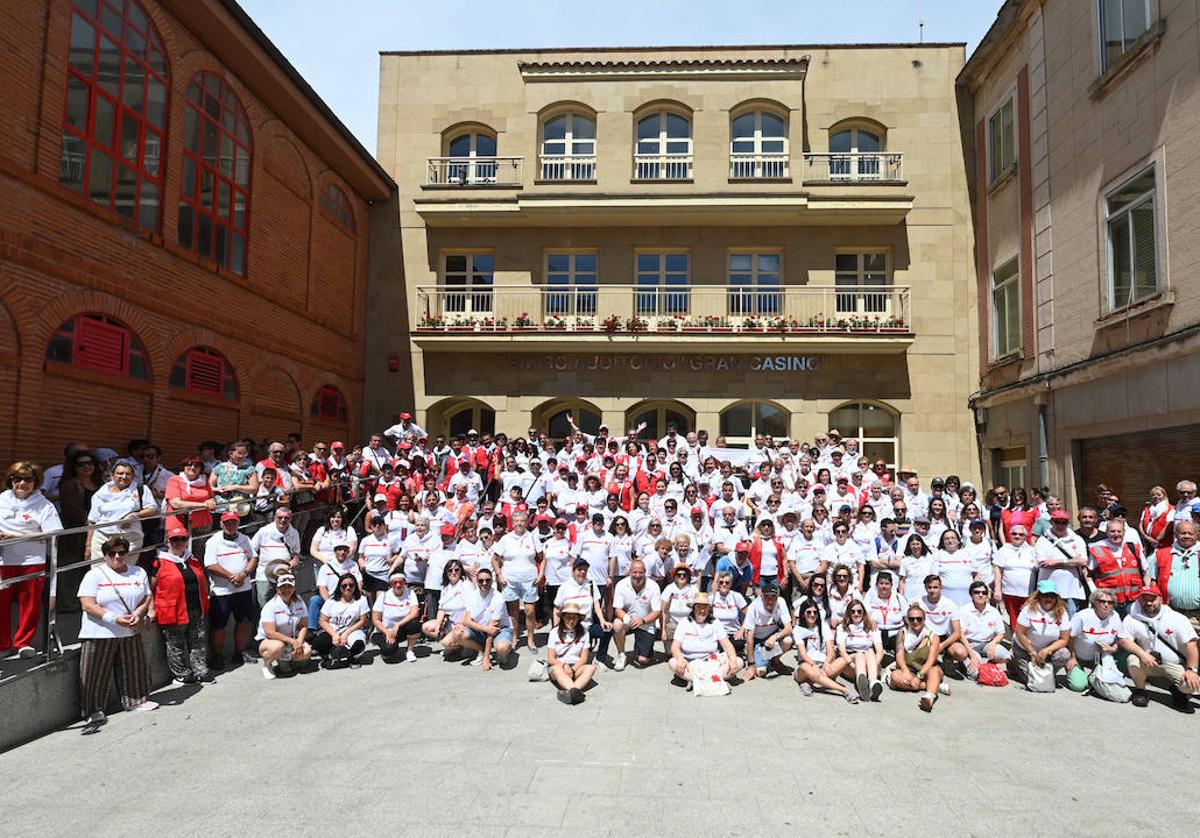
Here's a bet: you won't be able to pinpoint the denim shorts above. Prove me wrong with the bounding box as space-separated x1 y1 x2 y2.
467 626 514 645
502 577 539 603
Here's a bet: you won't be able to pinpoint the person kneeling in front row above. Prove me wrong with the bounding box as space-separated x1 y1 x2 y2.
1124 587 1200 711
453 567 515 670
548 602 596 704
371 571 421 663
256 573 312 679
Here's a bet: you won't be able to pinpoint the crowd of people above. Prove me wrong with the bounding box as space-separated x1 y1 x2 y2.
1 414 1199 728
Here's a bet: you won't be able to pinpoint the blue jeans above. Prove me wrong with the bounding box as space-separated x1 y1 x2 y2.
589 621 612 661
308 595 325 628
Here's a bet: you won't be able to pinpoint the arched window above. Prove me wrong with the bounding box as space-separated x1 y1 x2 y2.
634 111 692 180
442 130 499 185
448 404 495 438
830 125 883 180
540 112 596 180
828 402 899 468
179 72 252 275
720 401 790 448
60 0 168 232
627 400 695 441
318 183 355 234
311 385 348 423
170 346 238 400
730 109 787 179
534 400 602 441
46 313 149 379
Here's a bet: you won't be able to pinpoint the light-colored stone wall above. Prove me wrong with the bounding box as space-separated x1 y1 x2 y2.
376 44 979 482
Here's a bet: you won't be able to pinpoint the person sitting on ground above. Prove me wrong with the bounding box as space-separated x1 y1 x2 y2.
611 559 662 670
1066 588 1136 702
371 570 421 663
863 571 907 655
425 559 473 654
547 602 596 705
917 575 969 675
454 566 514 671
792 596 857 703
741 581 794 680
668 592 743 687
1013 580 1072 690
314 573 369 668
256 573 311 679
836 600 884 702
959 581 1011 678
889 603 948 712
1123 587 1200 711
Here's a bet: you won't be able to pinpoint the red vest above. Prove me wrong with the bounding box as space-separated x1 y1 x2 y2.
748 536 785 585
1152 545 1193 601
1141 506 1170 547
152 553 210 627
1088 543 1142 603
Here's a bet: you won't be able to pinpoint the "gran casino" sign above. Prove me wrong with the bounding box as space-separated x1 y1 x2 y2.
511 354 820 372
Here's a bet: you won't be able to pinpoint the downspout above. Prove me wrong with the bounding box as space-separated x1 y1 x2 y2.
1036 400 1050 491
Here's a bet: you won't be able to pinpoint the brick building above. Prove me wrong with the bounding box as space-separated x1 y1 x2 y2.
959 0 1200 508
0 0 400 469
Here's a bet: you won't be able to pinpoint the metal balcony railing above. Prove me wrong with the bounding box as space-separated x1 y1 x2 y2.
414 284 912 334
633 153 693 181
729 152 789 179
803 152 904 182
538 154 597 181
426 156 523 186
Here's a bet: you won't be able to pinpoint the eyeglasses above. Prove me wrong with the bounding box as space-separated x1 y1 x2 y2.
848 608 865 615
448 566 462 574
803 608 818 615
11 476 33 483
107 550 129 557
834 575 850 581
1095 599 1115 606
970 589 988 596
339 583 356 590
907 616 925 623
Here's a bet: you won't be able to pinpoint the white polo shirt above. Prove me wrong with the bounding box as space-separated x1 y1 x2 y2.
1070 607 1130 662
613 577 662 633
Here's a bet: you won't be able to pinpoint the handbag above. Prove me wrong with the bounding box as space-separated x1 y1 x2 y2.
1025 659 1055 692
976 662 1008 687
527 658 550 682
690 653 731 697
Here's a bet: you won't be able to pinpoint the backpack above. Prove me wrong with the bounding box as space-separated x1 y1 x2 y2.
976 662 1008 687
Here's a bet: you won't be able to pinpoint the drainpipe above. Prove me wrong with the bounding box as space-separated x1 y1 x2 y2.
1035 395 1050 492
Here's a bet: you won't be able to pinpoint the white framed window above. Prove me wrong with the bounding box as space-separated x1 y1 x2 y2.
544 251 598 317
830 126 883 180
1099 0 1156 71
728 251 782 316
988 97 1016 183
1105 165 1160 310
995 447 1028 491
540 113 596 180
635 251 689 315
730 110 788 178
991 257 1021 358
828 402 899 470
835 251 889 315
442 251 494 314
634 111 692 180
720 401 790 448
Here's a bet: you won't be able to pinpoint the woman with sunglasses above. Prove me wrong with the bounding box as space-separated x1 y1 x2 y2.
709 570 748 647
801 574 832 626
609 515 635 582
314 573 369 667
1066 589 1136 701
836 600 884 701
889 603 947 712
1013 580 1072 690
372 570 421 663
151 527 209 684
898 535 935 599
423 560 471 651
77 536 157 727
164 455 217 534
668 592 742 687
792 597 857 702
85 461 157 562
455 567 514 670
935 529 974 608
309 507 358 572
828 564 860 628
660 563 699 651
958 581 1011 678
257 572 312 678
993 525 1039 628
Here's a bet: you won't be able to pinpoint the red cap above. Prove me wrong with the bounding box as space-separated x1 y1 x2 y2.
735 541 752 552
400 412 412 420
167 526 189 539
440 524 457 536
554 518 569 527
1135 587 1161 599
398 442 412 450
331 441 345 449
576 504 588 512
691 505 706 516
1050 510 1071 522
220 511 240 523
535 512 554 523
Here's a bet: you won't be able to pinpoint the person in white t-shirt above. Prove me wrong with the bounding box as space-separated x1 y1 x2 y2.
740 582 793 679
917 576 968 671
1123 587 1200 709
249 508 301 606
423 559 472 647
1013 580 1072 689
836 600 884 702
256 573 312 679
371 571 421 662
959 582 1011 678
314 573 369 667
77 536 157 726
660 564 699 649
668 593 742 685
1035 510 1089 615
863 571 907 652
1065 588 1137 701
492 512 544 653
888 603 947 712
791 596 857 702
547 602 596 705
203 510 257 668
611 560 662 670
453 567 514 671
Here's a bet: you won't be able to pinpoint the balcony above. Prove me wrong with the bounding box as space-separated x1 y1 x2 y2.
633 153 693 181
413 284 913 353
538 154 597 182
425 156 523 187
802 152 904 183
729 152 789 180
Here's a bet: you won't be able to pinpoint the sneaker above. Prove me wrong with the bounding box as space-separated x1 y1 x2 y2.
276 661 293 674
406 650 417 663
919 692 934 712
128 700 158 714
17 646 36 659
570 687 585 704
870 679 883 702
557 689 572 705
843 691 860 705
261 664 276 680
85 711 107 726
799 682 814 697
172 673 197 686
468 654 483 667
685 679 694 692
1131 688 1149 707
614 652 627 672
855 672 870 701
938 682 952 696
241 650 257 665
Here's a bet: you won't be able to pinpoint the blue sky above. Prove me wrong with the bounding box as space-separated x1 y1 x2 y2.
238 0 1002 156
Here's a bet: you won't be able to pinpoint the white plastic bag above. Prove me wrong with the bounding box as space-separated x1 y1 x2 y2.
690 654 731 697
1025 660 1055 692
527 659 549 682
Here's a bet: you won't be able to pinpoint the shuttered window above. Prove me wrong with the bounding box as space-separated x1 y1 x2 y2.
312 385 347 423
46 313 149 380
1079 424 1200 513
169 346 239 400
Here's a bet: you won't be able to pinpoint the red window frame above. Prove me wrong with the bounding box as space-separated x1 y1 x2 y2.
60 0 169 233
312 385 348 423
169 346 239 400
46 313 150 380
178 72 253 275
319 183 356 234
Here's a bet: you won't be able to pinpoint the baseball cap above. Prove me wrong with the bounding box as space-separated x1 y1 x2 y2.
968 518 987 529
373 492 388 502
440 524 457 536
399 412 412 419
331 441 345 449
167 526 189 539
691 505 705 516
220 511 240 523
735 541 752 552
1036 580 1059 596
553 518 568 527
1135 586 1161 599
1050 510 1071 522
761 582 780 596
913 515 930 524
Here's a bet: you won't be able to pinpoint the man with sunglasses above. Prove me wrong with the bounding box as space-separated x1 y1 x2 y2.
457 567 513 670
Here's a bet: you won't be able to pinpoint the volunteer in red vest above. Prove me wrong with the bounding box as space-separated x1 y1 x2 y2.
1139 485 1172 549
748 519 785 592
152 527 209 684
1086 519 1145 617
203 510 257 669
1150 520 1200 630
1123 587 1200 711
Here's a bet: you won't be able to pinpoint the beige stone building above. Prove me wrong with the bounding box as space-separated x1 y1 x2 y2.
959 0 1200 509
372 43 980 480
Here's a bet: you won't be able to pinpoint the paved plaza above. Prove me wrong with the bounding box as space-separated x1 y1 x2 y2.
3 644 1199 837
